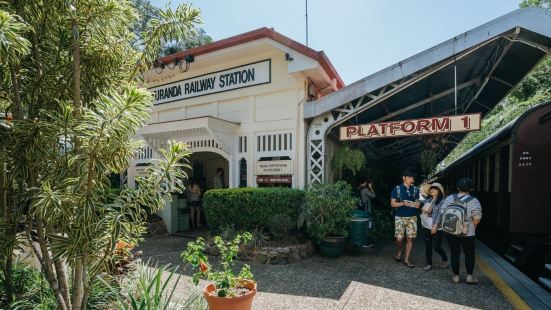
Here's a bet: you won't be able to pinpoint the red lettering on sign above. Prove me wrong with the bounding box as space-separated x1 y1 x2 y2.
389 122 400 135
402 121 416 133
380 123 388 134
367 124 379 136
432 118 450 131
417 119 430 133
346 126 358 138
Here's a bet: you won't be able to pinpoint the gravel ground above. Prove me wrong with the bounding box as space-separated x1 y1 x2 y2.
136 234 513 310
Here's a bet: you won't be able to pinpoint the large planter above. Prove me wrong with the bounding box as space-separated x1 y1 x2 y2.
203 280 257 310
318 236 347 258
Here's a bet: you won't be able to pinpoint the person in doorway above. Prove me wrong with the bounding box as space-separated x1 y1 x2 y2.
187 179 202 229
433 177 482 284
390 169 420 268
358 178 376 214
420 183 448 271
213 167 225 189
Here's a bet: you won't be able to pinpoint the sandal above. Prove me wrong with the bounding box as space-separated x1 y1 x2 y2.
394 253 402 262
403 261 414 268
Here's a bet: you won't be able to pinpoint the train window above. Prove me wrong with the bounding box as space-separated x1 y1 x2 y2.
489 154 496 192
499 145 510 193
474 162 479 191
479 159 486 192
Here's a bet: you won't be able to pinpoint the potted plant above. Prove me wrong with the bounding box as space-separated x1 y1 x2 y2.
304 181 357 257
182 232 256 310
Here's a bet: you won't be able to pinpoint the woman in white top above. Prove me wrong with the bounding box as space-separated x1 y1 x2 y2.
420 183 448 271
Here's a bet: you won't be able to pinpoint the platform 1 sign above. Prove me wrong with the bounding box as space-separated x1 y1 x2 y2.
340 113 481 140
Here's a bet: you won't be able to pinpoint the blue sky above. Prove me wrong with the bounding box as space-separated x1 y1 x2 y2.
151 0 521 84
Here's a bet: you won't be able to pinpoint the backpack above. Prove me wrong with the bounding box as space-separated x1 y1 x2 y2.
440 194 474 236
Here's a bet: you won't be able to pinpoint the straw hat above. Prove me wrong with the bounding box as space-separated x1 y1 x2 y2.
430 182 445 196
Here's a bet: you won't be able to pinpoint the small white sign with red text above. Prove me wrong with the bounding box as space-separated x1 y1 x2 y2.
340 113 481 140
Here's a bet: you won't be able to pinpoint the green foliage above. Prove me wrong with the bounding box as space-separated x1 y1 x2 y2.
0 10 30 64
2 262 57 310
0 0 202 307
266 213 296 240
182 233 254 298
202 187 304 233
439 56 550 171
304 181 357 241
519 0 551 8
109 261 204 310
249 227 270 249
137 3 201 68
331 144 365 179
1 262 119 310
130 0 211 56
366 208 395 245
159 28 212 56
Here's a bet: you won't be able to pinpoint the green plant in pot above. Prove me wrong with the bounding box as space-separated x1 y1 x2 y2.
182 232 256 310
305 181 357 257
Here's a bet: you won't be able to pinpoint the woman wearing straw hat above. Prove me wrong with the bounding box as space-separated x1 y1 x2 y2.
420 183 448 271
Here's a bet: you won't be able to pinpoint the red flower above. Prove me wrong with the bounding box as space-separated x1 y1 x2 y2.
199 260 208 273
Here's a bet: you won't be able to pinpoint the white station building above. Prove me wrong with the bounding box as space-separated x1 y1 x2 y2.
131 27 344 191
129 9 551 232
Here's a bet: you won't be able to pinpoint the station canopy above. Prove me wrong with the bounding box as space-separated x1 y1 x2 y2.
305 8 551 179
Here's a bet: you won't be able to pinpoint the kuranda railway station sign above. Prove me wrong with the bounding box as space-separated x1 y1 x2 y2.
150 59 271 105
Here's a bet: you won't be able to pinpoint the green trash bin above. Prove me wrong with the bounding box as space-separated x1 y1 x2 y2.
349 210 371 246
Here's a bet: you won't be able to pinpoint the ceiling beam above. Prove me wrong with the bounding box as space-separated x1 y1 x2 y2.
374 78 479 123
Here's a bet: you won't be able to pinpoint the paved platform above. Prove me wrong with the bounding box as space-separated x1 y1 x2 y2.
138 235 517 310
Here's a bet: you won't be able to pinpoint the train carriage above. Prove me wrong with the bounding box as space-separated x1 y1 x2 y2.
435 100 551 288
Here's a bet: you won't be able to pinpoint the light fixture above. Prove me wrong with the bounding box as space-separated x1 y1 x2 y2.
184 54 195 63
167 59 179 70
285 53 294 61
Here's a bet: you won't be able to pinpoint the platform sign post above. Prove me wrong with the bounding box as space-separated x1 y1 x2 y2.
340 113 481 141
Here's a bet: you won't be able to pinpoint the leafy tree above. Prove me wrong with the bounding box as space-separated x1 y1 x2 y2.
439 56 550 170
0 1 201 309
130 0 212 56
519 0 551 9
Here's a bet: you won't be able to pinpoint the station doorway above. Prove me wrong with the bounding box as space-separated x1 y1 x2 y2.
186 151 229 190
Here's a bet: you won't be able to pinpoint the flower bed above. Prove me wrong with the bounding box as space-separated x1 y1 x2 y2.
203 238 315 264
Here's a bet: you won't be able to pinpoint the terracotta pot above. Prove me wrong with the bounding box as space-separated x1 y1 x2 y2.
203 280 256 310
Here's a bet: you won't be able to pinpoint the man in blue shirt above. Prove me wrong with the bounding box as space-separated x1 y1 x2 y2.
390 169 420 268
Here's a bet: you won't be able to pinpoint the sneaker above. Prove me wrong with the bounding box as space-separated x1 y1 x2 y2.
466 275 479 284
423 265 432 271
440 262 449 269
452 275 460 283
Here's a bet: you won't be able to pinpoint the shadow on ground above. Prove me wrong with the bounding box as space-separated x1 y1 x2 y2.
136 234 512 310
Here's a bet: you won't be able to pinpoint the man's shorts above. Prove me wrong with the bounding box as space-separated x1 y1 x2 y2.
395 216 417 239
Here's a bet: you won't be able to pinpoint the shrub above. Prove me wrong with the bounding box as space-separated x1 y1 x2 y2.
266 213 296 239
367 208 395 244
203 187 304 232
1 261 120 310
304 181 357 242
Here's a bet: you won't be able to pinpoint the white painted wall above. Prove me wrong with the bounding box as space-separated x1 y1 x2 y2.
135 39 334 191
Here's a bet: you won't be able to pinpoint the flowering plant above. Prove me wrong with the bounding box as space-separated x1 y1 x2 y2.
181 232 254 297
